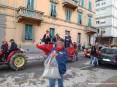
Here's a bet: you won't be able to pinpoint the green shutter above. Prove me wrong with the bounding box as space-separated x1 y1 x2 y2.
82 0 84 7
78 13 82 24
51 3 57 17
27 0 34 16
27 0 34 10
66 10 68 21
51 3 53 16
50 28 55 42
88 16 92 27
88 0 92 11
54 4 56 17
73 0 78 3
25 24 33 40
68 10 70 21
50 28 55 38
66 9 72 22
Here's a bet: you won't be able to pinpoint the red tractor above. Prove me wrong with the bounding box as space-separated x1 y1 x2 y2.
36 42 77 62
0 48 26 71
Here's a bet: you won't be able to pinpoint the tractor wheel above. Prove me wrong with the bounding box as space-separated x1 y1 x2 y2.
9 53 27 71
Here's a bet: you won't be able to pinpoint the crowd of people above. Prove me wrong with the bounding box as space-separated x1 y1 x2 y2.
0 31 101 87
41 30 75 87
41 30 103 87
41 30 79 49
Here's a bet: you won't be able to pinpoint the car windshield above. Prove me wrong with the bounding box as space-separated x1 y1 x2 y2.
102 48 117 54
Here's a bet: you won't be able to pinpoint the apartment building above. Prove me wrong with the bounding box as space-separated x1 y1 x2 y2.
0 0 96 46
96 0 117 45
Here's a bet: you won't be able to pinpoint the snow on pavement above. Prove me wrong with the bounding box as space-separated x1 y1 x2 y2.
0 67 117 87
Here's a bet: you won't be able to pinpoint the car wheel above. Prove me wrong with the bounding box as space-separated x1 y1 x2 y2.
9 53 27 71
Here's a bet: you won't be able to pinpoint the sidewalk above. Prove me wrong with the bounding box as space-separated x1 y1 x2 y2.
97 76 117 87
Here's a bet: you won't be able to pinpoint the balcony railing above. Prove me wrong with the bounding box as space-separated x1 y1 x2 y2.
17 7 44 24
63 0 78 9
50 0 59 4
85 26 97 35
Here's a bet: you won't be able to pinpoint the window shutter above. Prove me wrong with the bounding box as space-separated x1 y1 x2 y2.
29 25 33 40
88 16 92 27
27 0 34 10
66 9 72 21
25 24 33 40
88 0 92 11
54 4 56 17
51 3 53 16
68 10 70 21
78 12 82 24
82 0 84 7
66 10 68 20
51 3 56 17
52 4 54 16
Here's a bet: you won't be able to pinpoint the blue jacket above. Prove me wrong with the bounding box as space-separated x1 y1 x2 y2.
9 42 17 52
51 48 68 74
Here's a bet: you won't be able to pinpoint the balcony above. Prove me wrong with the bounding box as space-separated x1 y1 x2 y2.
17 7 44 25
63 0 78 9
50 0 59 4
85 26 97 35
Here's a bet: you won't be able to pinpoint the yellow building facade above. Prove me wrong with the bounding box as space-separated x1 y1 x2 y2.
0 0 96 47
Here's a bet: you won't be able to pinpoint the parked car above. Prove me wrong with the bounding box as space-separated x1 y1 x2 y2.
98 48 117 65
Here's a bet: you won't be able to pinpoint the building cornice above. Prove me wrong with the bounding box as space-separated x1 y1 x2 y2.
96 15 113 19
96 4 117 11
96 5 112 10
97 25 117 30
0 4 16 10
96 15 117 20
96 25 112 28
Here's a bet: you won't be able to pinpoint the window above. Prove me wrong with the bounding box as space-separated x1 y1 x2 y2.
73 0 78 3
102 2 106 5
96 0 103 2
96 3 100 7
88 0 92 11
27 0 34 10
79 0 84 7
25 24 33 40
88 16 92 27
66 9 72 22
96 21 100 24
65 30 70 36
78 12 82 25
77 33 81 44
50 3 57 17
81 0 84 7
50 28 55 40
